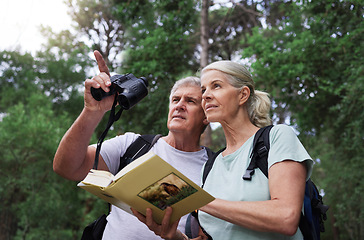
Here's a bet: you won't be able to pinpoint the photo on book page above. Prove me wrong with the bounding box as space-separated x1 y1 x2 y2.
137 173 198 210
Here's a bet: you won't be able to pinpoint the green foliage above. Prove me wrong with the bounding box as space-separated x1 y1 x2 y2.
1 0 362 239
37 27 93 118
0 51 39 112
208 1 263 60
0 47 90 120
65 0 126 71
0 92 80 239
111 0 200 135
243 1 364 239
0 49 103 239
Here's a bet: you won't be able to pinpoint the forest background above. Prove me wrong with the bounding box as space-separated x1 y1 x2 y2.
0 0 363 239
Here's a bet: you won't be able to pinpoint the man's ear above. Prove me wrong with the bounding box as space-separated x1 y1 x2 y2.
239 86 250 105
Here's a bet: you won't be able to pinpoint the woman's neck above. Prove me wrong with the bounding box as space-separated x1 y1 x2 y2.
221 117 259 156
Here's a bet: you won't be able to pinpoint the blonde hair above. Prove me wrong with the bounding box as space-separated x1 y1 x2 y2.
202 61 272 128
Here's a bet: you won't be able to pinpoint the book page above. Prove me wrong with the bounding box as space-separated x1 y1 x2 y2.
81 169 114 187
77 182 133 214
113 151 156 180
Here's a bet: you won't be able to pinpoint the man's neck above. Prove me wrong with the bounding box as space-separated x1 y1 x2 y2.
162 133 202 152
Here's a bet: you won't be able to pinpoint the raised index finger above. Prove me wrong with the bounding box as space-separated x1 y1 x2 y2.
94 50 110 76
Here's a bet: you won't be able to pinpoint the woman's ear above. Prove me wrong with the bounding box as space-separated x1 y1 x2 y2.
203 116 209 126
239 86 250 105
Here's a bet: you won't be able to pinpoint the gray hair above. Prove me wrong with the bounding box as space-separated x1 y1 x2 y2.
202 61 272 128
169 76 201 101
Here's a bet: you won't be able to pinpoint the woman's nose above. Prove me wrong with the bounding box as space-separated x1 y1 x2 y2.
202 89 211 100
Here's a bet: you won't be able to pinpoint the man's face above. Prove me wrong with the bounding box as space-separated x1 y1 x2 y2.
167 85 207 134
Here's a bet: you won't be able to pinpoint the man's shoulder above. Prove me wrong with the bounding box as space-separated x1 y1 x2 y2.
109 132 141 144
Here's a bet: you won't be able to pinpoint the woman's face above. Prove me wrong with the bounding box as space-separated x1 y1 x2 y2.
201 70 243 123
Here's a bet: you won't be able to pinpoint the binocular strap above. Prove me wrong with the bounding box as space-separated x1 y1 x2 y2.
93 94 123 169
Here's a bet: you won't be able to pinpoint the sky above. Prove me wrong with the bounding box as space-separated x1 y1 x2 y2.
0 0 72 53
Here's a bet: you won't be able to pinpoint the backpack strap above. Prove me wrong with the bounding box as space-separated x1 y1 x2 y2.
202 147 225 186
243 125 273 180
185 147 219 240
118 134 162 172
243 125 329 239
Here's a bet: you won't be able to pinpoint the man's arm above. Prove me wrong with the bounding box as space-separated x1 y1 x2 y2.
53 50 114 181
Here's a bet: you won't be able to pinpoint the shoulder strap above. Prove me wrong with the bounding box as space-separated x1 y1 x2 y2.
202 147 225 186
243 125 273 180
118 134 162 172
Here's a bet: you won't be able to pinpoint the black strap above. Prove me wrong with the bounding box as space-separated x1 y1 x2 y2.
93 94 124 169
201 125 273 183
243 125 273 180
202 147 225 186
191 210 213 240
118 134 162 172
81 214 107 240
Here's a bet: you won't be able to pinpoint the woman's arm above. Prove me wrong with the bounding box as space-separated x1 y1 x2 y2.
132 160 307 238
199 159 307 236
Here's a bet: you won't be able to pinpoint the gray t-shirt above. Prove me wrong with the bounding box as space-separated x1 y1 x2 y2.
93 132 208 240
199 124 313 240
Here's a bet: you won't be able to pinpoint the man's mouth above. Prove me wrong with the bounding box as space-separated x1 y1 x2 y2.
172 115 186 120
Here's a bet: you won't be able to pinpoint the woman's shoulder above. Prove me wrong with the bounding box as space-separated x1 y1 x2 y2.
271 124 297 134
270 124 299 142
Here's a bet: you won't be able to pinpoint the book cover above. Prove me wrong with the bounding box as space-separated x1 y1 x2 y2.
78 151 215 224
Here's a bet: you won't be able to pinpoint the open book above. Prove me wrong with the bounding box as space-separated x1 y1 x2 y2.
78 151 215 224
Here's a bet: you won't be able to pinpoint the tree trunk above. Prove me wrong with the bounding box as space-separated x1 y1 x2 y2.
200 0 209 69
199 0 212 147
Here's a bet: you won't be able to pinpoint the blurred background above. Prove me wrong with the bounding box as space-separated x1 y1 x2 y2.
0 0 363 239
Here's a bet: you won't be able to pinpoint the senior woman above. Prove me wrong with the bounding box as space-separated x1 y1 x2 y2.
133 61 313 240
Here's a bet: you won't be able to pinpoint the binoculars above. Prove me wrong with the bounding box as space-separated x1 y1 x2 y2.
91 73 148 110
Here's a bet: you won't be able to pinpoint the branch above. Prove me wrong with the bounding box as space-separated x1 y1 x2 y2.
235 2 263 17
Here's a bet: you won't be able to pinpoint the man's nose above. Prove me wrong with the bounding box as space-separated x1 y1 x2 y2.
176 100 186 110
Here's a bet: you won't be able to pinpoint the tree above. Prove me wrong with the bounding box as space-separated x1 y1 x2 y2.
65 0 127 71
0 49 104 239
242 1 364 239
37 27 92 117
207 0 263 61
111 0 200 135
0 91 86 239
199 0 213 147
0 51 39 113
